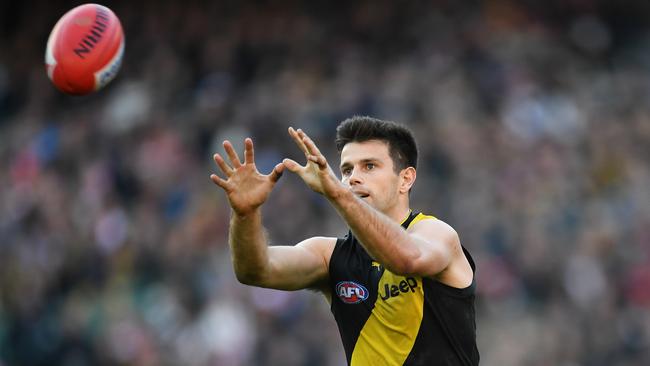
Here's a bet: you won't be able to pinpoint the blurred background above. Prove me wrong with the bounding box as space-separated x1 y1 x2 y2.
1 0 650 365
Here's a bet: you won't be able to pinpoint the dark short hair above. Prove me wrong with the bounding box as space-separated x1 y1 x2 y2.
335 116 418 172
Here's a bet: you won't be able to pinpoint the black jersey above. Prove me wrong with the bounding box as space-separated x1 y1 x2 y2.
329 211 479 365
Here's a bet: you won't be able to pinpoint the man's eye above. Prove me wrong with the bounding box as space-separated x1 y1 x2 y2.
366 163 375 170
342 169 351 176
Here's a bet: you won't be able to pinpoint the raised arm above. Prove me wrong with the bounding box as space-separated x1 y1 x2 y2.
327 190 466 281
282 128 472 283
231 211 334 291
210 138 333 292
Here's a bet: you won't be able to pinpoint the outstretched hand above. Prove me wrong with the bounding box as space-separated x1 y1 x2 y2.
283 127 345 198
211 138 285 216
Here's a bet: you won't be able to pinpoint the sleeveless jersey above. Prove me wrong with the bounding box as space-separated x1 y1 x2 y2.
329 211 479 365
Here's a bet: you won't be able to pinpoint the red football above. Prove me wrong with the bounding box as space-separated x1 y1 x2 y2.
45 4 124 95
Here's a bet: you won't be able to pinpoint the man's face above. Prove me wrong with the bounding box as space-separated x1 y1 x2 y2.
339 140 402 212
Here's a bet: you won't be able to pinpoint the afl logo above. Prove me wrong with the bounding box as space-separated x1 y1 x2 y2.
336 281 369 304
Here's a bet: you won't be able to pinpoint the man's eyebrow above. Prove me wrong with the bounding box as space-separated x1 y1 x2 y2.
340 158 380 169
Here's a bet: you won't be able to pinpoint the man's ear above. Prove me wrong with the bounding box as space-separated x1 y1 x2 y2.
399 167 416 193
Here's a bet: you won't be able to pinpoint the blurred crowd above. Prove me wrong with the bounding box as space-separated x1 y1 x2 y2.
2 0 650 365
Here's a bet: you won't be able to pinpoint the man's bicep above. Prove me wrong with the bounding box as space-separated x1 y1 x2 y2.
407 220 458 277
262 236 335 291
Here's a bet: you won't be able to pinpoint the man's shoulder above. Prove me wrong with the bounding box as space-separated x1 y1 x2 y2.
409 212 438 226
297 236 338 248
296 236 338 259
408 214 460 247
409 212 453 230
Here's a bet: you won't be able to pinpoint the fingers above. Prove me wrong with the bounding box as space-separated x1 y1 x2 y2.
307 154 328 168
223 140 242 168
211 153 232 191
282 158 302 173
288 127 328 168
300 133 324 159
294 129 327 169
244 138 254 165
213 153 233 176
293 128 321 156
269 162 285 183
210 173 231 191
288 127 310 156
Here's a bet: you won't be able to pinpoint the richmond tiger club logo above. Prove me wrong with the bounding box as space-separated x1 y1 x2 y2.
336 281 369 304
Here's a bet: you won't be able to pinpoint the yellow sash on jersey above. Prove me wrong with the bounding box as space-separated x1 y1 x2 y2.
351 213 435 365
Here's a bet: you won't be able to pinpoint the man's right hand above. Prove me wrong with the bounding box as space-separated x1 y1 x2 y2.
210 138 285 216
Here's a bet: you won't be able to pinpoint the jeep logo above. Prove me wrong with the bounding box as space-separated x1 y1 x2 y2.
379 277 418 301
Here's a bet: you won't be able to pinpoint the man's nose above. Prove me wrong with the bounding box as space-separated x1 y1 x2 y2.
348 169 363 185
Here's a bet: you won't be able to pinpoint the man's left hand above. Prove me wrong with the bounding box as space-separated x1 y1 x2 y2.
283 127 345 199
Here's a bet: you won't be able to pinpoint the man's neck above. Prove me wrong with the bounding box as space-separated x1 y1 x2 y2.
384 206 412 224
